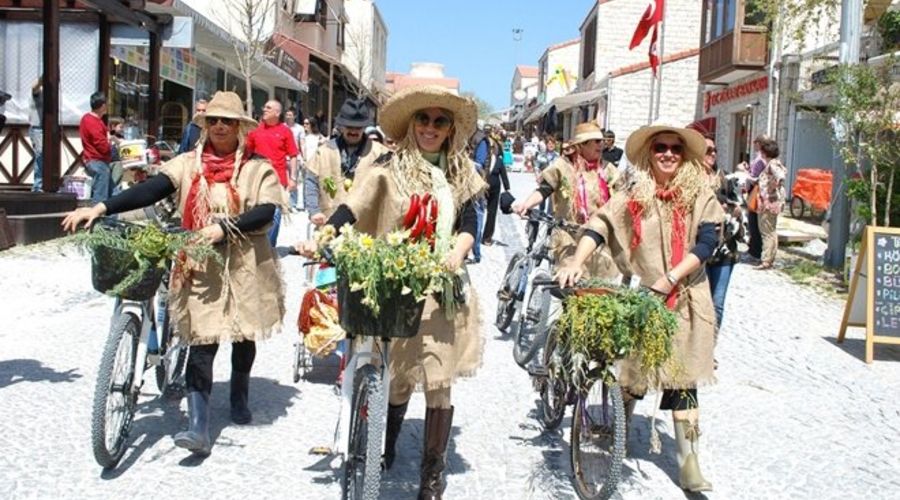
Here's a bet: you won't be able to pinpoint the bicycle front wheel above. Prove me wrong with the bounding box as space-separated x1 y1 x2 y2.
539 326 566 430
570 380 626 500
91 312 141 469
155 295 186 395
495 252 525 332
513 269 551 368
342 365 385 500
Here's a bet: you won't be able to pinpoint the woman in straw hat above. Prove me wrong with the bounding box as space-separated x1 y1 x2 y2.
556 124 723 492
511 122 620 280
63 91 287 456
295 85 484 499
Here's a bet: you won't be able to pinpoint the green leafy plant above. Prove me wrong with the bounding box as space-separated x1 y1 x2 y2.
318 225 457 317
878 10 900 51
70 222 222 297
323 176 338 198
556 281 679 390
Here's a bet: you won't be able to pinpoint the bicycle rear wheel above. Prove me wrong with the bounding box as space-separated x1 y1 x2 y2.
513 269 551 368
342 365 385 500
495 252 525 332
570 380 626 500
539 326 566 430
91 312 141 469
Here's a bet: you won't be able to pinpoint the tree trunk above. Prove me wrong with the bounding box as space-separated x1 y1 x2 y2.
885 167 895 227
245 74 253 116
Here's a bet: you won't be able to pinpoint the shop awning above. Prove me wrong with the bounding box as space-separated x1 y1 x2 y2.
552 88 606 112
149 0 306 92
523 102 552 124
687 117 717 136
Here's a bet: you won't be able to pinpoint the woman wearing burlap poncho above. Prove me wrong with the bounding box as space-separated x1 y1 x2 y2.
62 92 286 457
512 122 619 280
556 124 724 493
297 85 484 500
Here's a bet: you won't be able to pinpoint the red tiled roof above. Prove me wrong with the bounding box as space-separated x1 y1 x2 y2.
547 38 580 52
516 65 539 78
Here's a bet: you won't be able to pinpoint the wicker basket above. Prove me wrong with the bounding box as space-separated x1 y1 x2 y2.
336 278 425 338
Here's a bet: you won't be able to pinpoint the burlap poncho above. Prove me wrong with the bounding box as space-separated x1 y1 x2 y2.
587 188 725 392
540 157 619 280
161 153 286 345
306 138 390 218
342 155 485 391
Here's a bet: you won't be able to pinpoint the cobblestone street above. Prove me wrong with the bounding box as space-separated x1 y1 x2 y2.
2 172 899 499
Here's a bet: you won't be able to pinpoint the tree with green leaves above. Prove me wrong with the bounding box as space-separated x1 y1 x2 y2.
460 91 494 119
829 60 900 227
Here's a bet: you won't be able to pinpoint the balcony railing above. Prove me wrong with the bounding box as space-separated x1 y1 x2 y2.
699 25 768 84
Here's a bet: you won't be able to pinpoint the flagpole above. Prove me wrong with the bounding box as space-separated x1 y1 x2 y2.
648 69 656 125
654 3 667 122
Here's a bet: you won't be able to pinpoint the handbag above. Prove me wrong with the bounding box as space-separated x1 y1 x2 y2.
747 183 760 213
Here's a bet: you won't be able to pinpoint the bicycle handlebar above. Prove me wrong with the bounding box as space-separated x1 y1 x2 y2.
530 277 667 299
526 209 581 234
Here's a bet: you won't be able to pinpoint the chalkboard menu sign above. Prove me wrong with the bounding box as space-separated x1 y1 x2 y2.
839 226 900 363
873 231 900 335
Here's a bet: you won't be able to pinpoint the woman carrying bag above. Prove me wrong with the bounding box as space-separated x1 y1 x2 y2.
480 135 510 245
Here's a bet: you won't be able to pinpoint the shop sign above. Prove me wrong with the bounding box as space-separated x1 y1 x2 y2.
110 17 193 49
704 76 769 112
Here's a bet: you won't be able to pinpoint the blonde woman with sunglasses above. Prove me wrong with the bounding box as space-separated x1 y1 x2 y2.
556 124 724 493
296 85 484 500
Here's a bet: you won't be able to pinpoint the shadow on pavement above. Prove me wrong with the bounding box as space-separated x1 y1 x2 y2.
825 336 900 363
0 359 81 389
100 376 299 476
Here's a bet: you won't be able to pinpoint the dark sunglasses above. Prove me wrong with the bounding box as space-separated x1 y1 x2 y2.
414 112 453 130
206 116 237 126
706 147 717 155
651 142 684 155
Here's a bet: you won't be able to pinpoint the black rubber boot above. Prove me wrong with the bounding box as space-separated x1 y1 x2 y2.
418 407 454 500
174 391 211 455
383 401 409 470
230 371 252 425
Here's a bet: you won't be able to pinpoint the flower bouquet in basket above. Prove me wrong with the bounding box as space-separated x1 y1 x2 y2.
70 219 221 300
315 224 458 338
555 279 680 391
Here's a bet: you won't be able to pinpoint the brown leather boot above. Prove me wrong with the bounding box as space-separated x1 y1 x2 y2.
418 407 453 500
383 401 408 470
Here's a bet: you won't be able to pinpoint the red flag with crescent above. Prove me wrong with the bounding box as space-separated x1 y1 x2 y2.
629 0 665 49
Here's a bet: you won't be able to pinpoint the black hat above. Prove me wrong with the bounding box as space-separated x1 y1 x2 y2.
334 98 372 128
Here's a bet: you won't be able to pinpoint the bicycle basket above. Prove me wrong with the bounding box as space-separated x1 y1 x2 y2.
336 278 425 338
91 244 166 301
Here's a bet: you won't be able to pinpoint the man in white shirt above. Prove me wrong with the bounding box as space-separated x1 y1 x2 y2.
285 107 304 210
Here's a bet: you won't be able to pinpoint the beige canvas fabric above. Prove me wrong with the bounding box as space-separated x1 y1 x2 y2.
343 159 483 391
586 189 725 393
540 157 619 280
160 153 286 345
306 139 390 218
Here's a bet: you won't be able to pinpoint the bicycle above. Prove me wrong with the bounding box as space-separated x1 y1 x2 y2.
546 283 627 500
313 248 426 500
494 210 543 333
511 210 581 369
87 217 188 469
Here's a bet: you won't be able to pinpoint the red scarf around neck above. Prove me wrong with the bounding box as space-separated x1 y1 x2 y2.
627 187 687 310
182 144 244 230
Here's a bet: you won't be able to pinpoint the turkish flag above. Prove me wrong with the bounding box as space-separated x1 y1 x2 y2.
649 25 661 75
629 0 665 50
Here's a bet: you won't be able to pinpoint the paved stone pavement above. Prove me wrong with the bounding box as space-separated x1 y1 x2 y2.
1 172 899 499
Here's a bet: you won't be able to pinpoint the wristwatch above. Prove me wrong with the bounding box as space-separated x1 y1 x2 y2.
665 272 678 286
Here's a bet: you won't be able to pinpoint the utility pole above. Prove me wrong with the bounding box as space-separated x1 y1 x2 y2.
825 0 862 269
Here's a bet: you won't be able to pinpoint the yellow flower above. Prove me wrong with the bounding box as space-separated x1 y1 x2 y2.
350 281 364 292
395 257 407 269
401 286 412 295
386 231 405 246
344 178 353 192
361 235 374 249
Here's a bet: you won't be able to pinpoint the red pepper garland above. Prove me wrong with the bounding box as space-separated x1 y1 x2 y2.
402 192 439 249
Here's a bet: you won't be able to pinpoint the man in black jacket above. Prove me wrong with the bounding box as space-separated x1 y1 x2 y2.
601 129 624 165
481 135 510 245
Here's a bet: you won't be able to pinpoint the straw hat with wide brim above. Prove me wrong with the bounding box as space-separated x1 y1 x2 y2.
192 91 257 127
624 123 706 164
379 85 478 142
570 122 606 145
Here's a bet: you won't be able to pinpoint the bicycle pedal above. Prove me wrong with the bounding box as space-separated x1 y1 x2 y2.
528 366 549 377
310 446 333 455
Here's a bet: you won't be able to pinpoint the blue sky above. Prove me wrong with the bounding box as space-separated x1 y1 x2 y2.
377 0 596 111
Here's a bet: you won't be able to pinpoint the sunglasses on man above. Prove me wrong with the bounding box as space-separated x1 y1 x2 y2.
206 116 237 126
414 112 453 131
651 142 685 155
